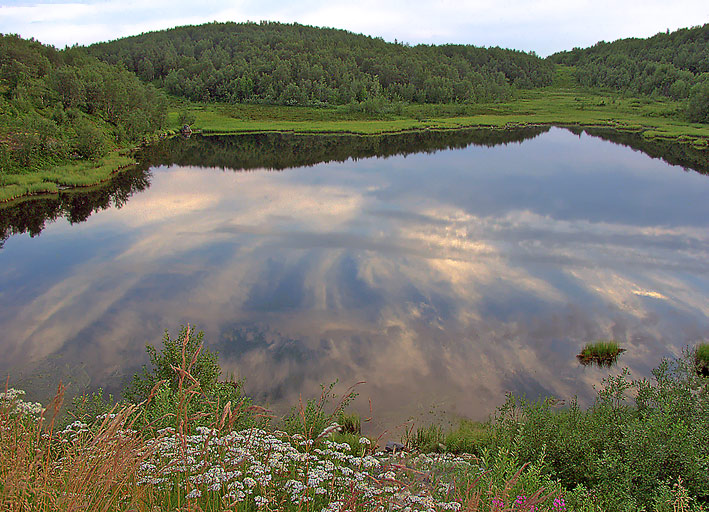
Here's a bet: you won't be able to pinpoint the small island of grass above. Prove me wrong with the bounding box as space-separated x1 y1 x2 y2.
577 340 626 367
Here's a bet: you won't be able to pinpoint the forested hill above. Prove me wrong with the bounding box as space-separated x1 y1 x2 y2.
550 24 709 122
0 34 166 173
88 21 554 106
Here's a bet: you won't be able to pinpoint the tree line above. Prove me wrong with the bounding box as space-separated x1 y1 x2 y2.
550 24 709 122
88 21 554 106
0 34 167 173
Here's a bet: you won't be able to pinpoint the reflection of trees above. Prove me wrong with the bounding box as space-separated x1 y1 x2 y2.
5 124 705 246
1 129 549 245
0 166 152 242
136 127 552 171
567 127 709 175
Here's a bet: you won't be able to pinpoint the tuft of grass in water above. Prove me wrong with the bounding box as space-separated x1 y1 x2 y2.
577 340 625 367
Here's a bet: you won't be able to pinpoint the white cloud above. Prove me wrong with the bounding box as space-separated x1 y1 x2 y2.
1 0 707 53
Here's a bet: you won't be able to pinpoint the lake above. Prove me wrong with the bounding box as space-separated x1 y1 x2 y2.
1 126 708 431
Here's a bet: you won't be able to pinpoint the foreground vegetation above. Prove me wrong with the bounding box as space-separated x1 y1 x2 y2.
2 326 707 511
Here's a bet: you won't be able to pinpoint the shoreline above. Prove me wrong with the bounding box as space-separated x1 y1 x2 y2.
2 89 709 204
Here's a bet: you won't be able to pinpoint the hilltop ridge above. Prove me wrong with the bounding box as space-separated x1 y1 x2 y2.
87 21 554 105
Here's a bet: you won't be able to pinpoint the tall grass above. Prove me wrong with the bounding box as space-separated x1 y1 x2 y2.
0 154 135 202
0 383 155 511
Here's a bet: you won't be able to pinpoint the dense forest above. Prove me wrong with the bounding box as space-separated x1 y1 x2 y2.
0 34 167 173
550 24 709 122
88 21 554 106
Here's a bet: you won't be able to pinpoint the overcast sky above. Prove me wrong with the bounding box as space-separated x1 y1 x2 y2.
1 0 708 56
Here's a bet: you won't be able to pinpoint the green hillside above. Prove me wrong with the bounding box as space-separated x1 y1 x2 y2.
550 24 709 122
88 21 554 106
0 34 168 199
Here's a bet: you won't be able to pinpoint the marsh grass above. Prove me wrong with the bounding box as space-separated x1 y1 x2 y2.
577 340 625 367
5 76 709 204
0 153 135 202
404 420 492 457
175 87 709 147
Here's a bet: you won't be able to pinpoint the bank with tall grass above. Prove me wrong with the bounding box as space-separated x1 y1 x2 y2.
2 326 707 511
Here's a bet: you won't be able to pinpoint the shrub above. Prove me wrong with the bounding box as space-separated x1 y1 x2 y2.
72 119 107 159
124 325 253 432
687 82 709 123
492 353 709 510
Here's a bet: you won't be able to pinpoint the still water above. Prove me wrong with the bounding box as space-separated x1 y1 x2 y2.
1 127 709 429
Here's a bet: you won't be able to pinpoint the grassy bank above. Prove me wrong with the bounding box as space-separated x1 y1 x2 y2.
3 83 709 204
2 327 708 511
174 87 709 147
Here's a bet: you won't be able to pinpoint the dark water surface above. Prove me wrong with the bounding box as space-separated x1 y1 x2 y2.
2 127 709 430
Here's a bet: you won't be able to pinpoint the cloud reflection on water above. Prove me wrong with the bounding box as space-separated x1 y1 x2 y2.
1 128 709 429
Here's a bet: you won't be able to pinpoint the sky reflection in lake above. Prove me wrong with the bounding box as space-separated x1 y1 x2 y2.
1 127 709 429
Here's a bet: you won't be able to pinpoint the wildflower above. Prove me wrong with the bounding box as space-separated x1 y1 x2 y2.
358 437 371 445
317 422 342 439
186 489 202 499
553 497 566 511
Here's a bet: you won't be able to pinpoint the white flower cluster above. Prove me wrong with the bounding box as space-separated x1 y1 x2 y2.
0 388 44 417
132 427 475 512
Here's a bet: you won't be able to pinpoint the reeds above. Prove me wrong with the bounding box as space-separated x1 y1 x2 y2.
0 382 155 512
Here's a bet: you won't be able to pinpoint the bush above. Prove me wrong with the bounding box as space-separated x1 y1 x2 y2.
695 342 709 376
72 119 107 159
492 353 709 510
124 325 253 432
687 83 709 123
178 110 197 127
